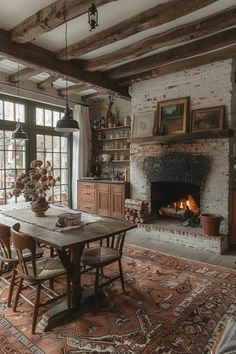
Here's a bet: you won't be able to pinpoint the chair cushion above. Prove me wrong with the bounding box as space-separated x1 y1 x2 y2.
17 257 66 281
81 246 120 266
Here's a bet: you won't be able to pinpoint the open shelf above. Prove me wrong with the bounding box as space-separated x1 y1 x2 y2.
92 149 130 152
93 125 130 132
128 129 233 144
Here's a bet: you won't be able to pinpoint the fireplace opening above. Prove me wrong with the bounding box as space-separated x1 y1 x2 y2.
151 182 200 220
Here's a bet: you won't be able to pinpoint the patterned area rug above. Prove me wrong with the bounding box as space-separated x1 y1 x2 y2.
0 245 236 354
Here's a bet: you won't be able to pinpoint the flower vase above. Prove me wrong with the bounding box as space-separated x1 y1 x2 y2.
31 197 49 217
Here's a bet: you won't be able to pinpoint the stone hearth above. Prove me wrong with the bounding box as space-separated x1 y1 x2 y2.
135 219 227 254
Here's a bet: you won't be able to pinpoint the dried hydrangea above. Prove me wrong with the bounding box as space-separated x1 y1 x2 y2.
10 160 60 201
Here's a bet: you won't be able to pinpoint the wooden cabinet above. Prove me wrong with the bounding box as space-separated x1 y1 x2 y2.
77 182 95 213
96 183 110 217
77 181 130 219
110 183 128 219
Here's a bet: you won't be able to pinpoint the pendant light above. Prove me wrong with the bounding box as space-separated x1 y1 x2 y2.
88 0 98 31
55 19 79 133
11 63 29 141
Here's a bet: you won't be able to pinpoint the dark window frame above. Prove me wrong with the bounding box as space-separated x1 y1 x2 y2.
0 93 72 207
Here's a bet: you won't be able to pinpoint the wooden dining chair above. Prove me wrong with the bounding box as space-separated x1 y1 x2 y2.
10 223 71 334
0 223 43 307
81 232 126 295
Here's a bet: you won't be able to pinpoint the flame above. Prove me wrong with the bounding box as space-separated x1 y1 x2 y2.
186 200 191 209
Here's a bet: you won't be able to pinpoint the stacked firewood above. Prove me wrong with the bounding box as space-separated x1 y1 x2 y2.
124 199 149 223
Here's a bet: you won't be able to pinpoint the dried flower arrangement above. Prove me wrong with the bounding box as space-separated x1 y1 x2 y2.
11 160 59 201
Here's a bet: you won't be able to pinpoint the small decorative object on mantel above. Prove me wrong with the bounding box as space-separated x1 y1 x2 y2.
132 111 156 138
11 160 60 217
191 106 225 133
158 97 189 135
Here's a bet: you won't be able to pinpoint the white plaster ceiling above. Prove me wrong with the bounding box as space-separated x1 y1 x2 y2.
0 0 234 92
0 0 234 60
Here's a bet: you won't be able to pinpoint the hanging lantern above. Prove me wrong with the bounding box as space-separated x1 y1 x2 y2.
11 121 29 140
88 0 98 31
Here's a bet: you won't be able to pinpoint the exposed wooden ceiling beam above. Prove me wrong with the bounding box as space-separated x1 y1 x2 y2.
58 83 92 96
107 28 236 80
8 67 42 83
57 0 217 60
11 0 118 44
37 75 58 89
0 29 129 99
120 45 236 84
82 92 108 101
84 6 236 71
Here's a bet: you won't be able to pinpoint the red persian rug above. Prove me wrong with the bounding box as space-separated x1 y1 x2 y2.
0 245 236 354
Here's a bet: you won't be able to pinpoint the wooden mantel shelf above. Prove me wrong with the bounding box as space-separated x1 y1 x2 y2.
128 129 233 144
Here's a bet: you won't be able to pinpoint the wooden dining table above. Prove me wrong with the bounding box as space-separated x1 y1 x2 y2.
0 203 136 331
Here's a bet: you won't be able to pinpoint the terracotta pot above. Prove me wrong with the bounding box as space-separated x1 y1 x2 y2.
200 213 223 236
31 197 49 217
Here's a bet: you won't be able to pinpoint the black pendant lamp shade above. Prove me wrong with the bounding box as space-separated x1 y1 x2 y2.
55 103 79 132
11 121 29 140
54 16 79 133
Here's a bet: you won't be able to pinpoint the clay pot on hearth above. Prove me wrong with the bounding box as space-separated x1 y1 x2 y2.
200 213 223 236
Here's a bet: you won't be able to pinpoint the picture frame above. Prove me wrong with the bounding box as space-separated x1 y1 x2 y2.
158 97 189 135
132 111 156 138
191 106 225 132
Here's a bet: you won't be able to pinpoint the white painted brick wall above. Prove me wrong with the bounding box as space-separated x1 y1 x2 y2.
130 59 233 234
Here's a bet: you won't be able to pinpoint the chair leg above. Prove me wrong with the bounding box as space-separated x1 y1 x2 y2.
8 264 16 307
95 267 100 295
32 283 41 334
66 276 71 309
118 259 125 292
13 277 23 312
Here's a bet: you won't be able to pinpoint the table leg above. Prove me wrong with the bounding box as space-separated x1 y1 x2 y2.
37 244 85 332
70 244 85 307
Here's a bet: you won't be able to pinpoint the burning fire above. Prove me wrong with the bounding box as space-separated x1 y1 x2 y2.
171 194 199 214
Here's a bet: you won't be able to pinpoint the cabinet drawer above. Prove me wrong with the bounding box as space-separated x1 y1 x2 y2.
78 182 95 190
78 202 95 213
111 184 124 193
79 189 95 202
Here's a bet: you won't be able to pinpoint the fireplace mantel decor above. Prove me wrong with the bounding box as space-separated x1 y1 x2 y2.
158 97 189 135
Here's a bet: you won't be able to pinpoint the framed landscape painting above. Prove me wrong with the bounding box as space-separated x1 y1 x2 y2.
158 97 189 135
132 111 156 138
191 106 224 132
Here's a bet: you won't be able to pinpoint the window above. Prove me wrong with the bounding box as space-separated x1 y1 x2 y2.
0 94 71 206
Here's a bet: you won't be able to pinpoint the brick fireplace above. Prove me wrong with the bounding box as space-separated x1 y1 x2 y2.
128 59 234 253
130 141 229 253
144 153 209 217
